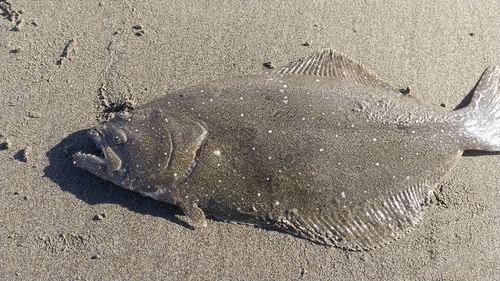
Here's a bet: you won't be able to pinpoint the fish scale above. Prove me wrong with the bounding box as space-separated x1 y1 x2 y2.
73 50 500 250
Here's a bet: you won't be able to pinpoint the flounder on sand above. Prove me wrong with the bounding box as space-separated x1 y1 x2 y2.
73 50 500 250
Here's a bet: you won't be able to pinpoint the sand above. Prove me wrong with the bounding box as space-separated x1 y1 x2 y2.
1 1 499 280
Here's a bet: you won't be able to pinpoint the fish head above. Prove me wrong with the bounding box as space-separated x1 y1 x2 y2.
73 109 176 191
73 108 208 194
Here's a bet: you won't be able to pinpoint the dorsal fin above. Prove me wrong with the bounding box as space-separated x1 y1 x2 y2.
268 49 398 91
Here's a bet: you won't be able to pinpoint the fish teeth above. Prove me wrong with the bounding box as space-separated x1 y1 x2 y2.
73 151 106 165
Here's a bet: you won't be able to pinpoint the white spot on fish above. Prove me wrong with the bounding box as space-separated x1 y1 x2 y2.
214 150 221 156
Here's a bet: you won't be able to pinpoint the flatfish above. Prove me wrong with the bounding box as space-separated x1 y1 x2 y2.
73 50 500 250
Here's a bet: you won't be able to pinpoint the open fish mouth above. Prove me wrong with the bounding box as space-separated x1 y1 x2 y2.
72 128 117 180
74 128 105 161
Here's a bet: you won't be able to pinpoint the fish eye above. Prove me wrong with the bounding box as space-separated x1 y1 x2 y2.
111 130 127 145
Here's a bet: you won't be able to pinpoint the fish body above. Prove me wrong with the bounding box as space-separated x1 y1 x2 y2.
73 50 500 250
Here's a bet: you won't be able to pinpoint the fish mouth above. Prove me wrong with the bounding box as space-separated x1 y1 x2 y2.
73 127 122 181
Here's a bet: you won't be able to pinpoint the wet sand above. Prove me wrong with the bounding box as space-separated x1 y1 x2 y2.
1 1 499 280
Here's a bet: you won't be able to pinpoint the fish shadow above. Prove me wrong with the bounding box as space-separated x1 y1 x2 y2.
463 150 500 157
44 130 193 230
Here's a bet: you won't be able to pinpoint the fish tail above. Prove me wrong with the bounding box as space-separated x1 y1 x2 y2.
462 65 500 151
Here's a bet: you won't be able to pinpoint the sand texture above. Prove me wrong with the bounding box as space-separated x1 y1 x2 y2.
1 1 499 280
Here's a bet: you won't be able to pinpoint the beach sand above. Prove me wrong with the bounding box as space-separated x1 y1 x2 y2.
1 1 499 280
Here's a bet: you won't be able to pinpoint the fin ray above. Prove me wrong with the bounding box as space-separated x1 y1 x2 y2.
267 49 399 92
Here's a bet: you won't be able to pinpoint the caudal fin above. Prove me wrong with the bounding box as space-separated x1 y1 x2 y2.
462 66 500 151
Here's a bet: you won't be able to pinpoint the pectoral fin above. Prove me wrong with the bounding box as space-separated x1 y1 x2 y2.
178 201 207 227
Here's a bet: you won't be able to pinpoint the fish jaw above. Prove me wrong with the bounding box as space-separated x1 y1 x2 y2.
72 128 124 185
73 151 110 180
